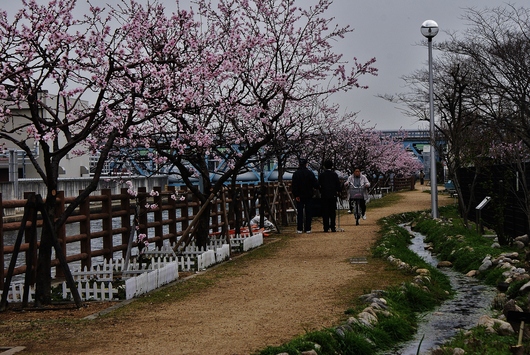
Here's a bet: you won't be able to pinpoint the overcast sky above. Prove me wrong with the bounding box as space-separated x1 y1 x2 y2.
328 0 529 131
2 0 527 131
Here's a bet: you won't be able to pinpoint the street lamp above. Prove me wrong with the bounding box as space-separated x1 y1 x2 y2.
421 19 439 218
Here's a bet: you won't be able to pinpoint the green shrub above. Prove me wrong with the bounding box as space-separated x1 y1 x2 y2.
481 267 505 287
340 332 376 355
377 315 415 343
257 336 318 355
365 327 393 350
305 330 340 354
444 326 517 354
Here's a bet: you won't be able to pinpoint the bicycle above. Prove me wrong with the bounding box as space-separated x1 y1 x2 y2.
349 186 364 226
350 198 362 225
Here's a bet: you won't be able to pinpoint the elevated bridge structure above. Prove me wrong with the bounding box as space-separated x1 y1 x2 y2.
381 130 443 163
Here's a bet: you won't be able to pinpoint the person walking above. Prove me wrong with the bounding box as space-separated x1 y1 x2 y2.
419 170 425 185
346 168 370 220
291 158 319 233
318 159 342 232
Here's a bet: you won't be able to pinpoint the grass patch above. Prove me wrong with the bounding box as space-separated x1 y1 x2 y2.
442 326 517 354
367 192 403 209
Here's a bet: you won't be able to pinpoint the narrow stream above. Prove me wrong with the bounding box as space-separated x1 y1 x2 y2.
383 225 497 354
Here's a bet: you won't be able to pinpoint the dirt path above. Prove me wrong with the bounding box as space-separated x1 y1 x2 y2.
2 185 455 355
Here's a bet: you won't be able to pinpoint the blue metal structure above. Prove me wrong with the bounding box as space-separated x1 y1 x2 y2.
381 130 432 163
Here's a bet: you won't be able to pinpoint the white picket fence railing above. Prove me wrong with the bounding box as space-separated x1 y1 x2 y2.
230 232 264 251
116 256 179 274
143 244 177 258
1 282 35 303
1 234 262 302
123 262 179 300
62 280 117 301
196 250 216 270
215 244 231 263
71 260 115 282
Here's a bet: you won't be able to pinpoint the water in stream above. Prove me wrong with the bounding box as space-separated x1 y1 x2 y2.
384 225 497 354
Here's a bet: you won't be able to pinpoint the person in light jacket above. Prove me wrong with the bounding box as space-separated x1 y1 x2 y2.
345 168 370 219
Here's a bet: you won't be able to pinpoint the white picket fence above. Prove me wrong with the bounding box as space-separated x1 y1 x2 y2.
1 233 262 303
71 260 115 282
62 280 117 301
231 232 264 251
123 262 179 299
215 243 231 263
1 282 35 303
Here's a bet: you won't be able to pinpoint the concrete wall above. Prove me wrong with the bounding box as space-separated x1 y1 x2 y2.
0 175 169 201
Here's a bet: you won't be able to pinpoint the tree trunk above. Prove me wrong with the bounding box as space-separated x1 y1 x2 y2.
195 209 211 250
195 172 213 249
34 195 57 306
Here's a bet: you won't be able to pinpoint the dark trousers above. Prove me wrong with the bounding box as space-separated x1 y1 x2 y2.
296 198 313 232
321 197 337 232
349 198 366 216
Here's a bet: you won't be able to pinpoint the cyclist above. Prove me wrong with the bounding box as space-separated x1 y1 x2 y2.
345 168 370 220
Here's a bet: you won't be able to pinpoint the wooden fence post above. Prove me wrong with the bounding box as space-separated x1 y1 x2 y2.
55 191 66 278
137 187 148 241
120 188 131 259
23 192 38 285
79 190 92 270
167 186 178 245
220 187 229 239
210 193 219 236
154 186 163 249
101 189 113 261
180 186 190 235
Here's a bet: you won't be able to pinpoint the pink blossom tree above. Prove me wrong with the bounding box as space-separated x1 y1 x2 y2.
134 0 377 248
312 121 422 181
0 0 378 303
0 0 200 305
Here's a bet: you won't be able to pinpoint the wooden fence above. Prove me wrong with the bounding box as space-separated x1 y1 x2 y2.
1 176 413 290
392 176 416 192
1 182 290 289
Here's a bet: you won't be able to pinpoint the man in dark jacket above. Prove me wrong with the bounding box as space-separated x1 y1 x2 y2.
318 159 342 232
291 158 319 233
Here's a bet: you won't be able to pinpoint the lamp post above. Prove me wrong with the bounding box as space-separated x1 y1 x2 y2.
421 20 439 218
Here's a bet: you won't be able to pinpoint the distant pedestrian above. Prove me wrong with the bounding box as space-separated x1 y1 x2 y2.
291 158 319 234
419 170 425 185
318 159 342 232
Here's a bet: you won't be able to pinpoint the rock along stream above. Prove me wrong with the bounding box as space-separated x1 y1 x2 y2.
383 225 497 355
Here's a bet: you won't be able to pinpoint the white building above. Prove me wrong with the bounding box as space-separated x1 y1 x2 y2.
0 93 91 182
